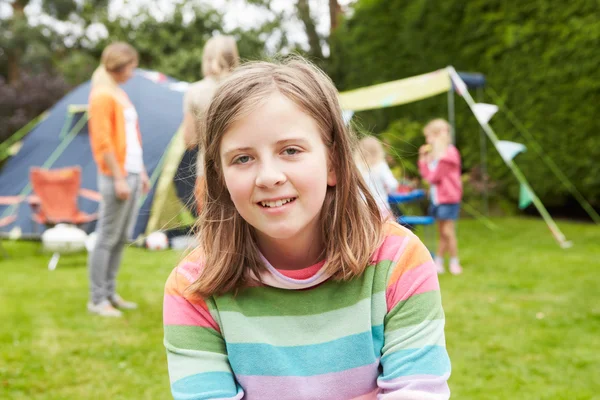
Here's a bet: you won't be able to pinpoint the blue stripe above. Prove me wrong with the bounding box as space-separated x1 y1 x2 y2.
171 371 242 400
372 324 384 358
226 330 379 376
380 345 451 380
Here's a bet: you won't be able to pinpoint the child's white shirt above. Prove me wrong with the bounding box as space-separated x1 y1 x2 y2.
361 161 399 214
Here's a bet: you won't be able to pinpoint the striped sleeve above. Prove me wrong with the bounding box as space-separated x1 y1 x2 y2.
378 234 451 399
163 262 244 400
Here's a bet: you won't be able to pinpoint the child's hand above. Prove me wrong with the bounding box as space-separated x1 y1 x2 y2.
419 144 432 163
419 144 431 155
419 144 432 161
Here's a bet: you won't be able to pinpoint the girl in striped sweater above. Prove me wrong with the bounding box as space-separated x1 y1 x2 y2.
163 58 451 399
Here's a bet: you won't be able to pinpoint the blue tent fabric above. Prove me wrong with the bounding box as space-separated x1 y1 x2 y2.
0 70 184 238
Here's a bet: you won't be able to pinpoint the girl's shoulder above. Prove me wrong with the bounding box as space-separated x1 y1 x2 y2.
165 247 206 299
374 220 417 259
372 220 430 271
89 87 116 102
382 219 413 239
89 87 132 109
448 145 461 157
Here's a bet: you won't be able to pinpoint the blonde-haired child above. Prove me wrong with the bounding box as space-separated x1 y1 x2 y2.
357 135 399 218
419 118 463 275
164 58 451 399
181 35 240 214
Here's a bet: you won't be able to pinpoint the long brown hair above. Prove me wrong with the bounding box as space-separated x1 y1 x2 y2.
190 57 383 297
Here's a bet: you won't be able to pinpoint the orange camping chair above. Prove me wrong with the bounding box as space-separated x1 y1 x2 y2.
29 166 101 269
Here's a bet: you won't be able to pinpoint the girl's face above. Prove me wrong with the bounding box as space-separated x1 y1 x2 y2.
219 92 337 252
424 127 449 144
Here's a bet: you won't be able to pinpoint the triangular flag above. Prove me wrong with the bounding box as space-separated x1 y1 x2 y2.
342 110 354 125
519 183 533 209
496 140 526 163
472 103 499 125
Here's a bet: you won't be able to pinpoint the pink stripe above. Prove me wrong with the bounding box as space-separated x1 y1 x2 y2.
374 235 407 264
163 294 220 331
236 361 379 400
276 260 325 279
386 261 439 311
175 261 203 283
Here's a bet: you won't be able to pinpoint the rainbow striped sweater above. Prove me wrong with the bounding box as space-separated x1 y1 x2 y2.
163 222 451 399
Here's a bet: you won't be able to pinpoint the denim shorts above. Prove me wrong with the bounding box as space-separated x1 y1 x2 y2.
429 203 460 221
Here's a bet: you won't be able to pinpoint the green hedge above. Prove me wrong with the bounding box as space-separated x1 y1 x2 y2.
329 0 600 208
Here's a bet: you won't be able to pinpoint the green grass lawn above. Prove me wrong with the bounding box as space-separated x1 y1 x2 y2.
1 217 599 399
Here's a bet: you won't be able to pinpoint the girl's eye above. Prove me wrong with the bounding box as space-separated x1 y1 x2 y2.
233 155 251 164
283 147 301 156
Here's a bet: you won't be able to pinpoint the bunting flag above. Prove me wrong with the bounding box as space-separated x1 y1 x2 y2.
519 183 534 209
338 69 451 112
472 103 499 125
496 140 527 163
447 66 571 248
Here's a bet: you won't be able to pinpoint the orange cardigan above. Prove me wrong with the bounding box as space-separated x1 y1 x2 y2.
88 88 143 176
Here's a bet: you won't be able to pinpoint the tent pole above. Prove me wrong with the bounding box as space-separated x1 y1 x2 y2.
477 87 489 216
447 85 456 144
0 111 50 162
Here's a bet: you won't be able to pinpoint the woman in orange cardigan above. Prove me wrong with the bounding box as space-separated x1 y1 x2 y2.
87 42 149 317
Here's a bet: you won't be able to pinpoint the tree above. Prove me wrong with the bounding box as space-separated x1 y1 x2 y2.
296 0 324 60
331 0 600 208
0 0 108 83
329 0 341 32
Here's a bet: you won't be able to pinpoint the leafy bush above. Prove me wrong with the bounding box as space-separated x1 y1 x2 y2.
0 72 69 145
330 0 600 208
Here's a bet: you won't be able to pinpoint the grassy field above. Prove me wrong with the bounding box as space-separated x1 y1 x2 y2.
1 217 599 399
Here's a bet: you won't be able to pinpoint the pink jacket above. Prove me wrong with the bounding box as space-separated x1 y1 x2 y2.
418 145 463 204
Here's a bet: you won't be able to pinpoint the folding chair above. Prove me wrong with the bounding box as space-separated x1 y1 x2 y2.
29 166 100 269
0 196 24 257
388 190 436 255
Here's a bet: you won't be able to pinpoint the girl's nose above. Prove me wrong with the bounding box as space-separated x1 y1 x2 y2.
255 161 286 188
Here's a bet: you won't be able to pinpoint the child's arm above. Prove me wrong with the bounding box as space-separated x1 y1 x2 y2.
88 92 117 164
418 147 460 184
378 235 451 399
164 263 244 400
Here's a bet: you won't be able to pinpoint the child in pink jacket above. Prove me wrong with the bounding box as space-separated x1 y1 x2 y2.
419 119 463 275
